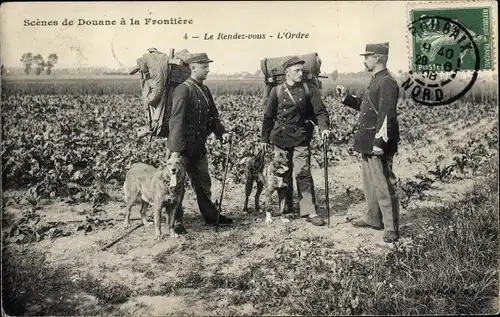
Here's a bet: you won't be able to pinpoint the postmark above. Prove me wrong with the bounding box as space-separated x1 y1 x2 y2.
402 4 495 106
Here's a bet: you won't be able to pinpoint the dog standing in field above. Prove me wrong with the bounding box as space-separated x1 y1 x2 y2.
243 149 292 224
123 153 185 240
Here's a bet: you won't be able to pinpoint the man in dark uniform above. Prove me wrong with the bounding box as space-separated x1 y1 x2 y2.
336 42 400 243
167 53 233 233
260 56 332 226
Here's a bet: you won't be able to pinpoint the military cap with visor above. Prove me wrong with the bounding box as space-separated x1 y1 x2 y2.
282 56 306 70
187 53 214 64
360 42 389 56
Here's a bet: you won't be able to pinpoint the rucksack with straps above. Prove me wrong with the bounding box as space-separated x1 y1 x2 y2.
260 53 327 125
130 48 191 139
260 52 323 101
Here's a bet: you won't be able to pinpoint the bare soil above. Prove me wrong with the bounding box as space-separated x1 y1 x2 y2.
2 116 497 316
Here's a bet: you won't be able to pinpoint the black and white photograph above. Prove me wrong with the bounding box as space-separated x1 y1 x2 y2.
1 1 499 315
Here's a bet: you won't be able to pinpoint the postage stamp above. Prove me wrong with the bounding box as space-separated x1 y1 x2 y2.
403 1 497 106
409 6 494 72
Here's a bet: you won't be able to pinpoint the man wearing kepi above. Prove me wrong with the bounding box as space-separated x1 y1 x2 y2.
260 56 332 226
336 42 400 243
167 53 233 233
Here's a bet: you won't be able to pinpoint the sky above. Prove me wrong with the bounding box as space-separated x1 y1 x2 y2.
0 1 497 74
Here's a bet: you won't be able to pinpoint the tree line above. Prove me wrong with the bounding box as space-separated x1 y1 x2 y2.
20 53 59 75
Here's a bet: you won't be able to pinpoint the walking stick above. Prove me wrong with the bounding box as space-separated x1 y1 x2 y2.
323 137 330 227
216 138 233 232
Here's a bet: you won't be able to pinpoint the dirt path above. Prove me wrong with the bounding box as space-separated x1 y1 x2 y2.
3 116 497 316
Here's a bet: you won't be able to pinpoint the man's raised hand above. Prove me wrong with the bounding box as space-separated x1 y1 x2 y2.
336 85 347 102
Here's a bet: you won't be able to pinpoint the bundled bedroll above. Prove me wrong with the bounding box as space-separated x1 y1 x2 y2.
260 52 323 99
130 48 191 138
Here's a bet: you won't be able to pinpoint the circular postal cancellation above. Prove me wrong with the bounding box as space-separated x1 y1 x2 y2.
403 2 496 106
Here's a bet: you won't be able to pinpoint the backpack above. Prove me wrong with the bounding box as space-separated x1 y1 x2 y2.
130 48 191 139
260 52 323 100
260 53 326 126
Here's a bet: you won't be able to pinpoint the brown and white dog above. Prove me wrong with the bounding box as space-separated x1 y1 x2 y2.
243 149 292 224
123 153 185 240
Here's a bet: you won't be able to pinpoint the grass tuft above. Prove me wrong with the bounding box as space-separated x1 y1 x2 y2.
2 246 79 316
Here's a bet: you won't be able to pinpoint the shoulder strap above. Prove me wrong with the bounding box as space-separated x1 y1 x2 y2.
366 92 379 115
283 82 311 104
284 82 313 108
302 82 310 100
283 83 297 106
276 84 283 101
366 73 394 115
282 82 318 127
186 79 211 105
182 81 193 97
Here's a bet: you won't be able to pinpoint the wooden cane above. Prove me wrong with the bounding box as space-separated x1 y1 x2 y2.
216 138 233 232
323 138 330 227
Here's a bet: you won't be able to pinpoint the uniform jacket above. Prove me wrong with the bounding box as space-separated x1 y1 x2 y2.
167 77 226 160
261 81 330 150
342 69 400 155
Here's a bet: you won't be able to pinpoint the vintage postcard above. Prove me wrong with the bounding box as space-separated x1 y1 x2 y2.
1 1 498 316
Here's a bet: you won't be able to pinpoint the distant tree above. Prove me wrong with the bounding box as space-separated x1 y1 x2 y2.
46 53 58 75
331 70 339 81
1 64 4 76
254 69 263 77
33 54 45 75
20 52 33 74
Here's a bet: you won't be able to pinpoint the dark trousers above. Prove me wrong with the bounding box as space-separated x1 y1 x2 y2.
361 154 400 232
175 154 218 223
275 145 318 217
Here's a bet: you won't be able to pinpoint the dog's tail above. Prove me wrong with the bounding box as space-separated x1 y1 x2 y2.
252 148 266 173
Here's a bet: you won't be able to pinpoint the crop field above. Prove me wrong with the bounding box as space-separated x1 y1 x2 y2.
1 75 499 315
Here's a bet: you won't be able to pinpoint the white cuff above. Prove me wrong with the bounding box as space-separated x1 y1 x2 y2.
375 115 389 142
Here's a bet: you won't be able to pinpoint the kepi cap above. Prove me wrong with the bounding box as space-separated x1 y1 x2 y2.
282 56 305 70
187 53 214 64
360 42 389 56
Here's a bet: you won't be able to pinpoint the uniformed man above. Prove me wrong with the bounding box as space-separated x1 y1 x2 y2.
336 42 401 243
260 56 332 226
167 53 233 233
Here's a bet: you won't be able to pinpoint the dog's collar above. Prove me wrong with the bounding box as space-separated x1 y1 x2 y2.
273 170 289 177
